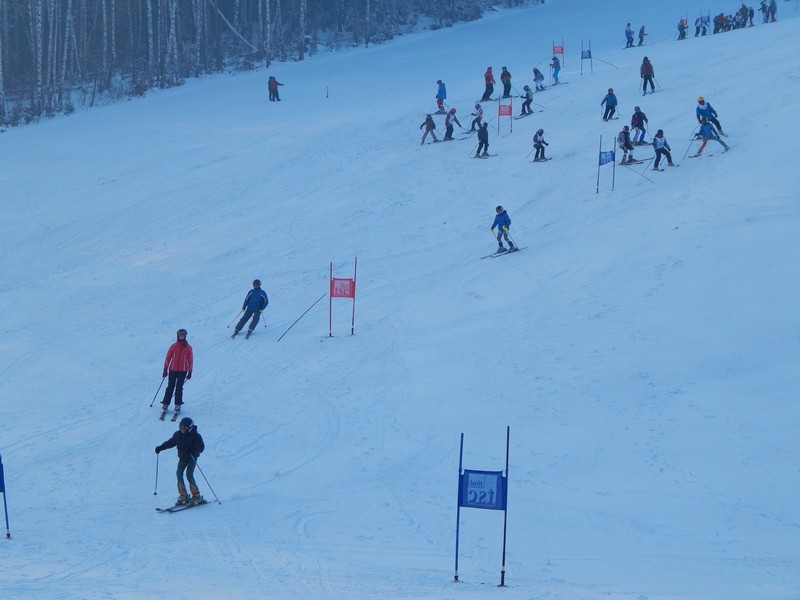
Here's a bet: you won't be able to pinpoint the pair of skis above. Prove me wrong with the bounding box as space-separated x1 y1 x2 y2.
480 246 526 259
156 498 208 513
159 407 182 421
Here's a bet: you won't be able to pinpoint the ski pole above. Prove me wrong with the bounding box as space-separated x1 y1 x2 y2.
149 377 166 408
154 453 160 495
683 125 700 158
654 76 661 89
467 142 479 158
227 309 243 328
277 292 327 342
193 460 221 505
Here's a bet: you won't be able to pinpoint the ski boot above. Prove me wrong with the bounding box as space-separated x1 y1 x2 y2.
159 404 168 420
497 245 507 253
175 494 189 506
171 406 181 421
231 329 240 338
190 494 205 506
245 329 252 339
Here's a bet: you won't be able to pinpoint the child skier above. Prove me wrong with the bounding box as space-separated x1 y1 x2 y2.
444 108 462 140
617 125 635 164
490 206 515 253
420 114 438 144
691 118 729 157
640 57 655 95
470 104 484 132
631 106 648 144
533 68 545 91
601 88 618 121
520 86 533 115
435 80 447 113
696 97 725 135
476 123 490 158
533 129 549 161
155 417 205 506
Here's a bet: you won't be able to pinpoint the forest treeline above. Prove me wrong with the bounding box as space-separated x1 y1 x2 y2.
0 0 531 125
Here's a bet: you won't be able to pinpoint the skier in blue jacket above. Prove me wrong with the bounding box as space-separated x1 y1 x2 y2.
233 279 269 338
435 80 447 113
490 206 515 253
695 96 724 135
601 88 618 121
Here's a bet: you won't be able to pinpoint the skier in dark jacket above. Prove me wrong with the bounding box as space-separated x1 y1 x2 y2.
651 129 675 169
161 329 193 417
520 86 533 115
476 123 489 158
233 279 269 338
617 125 635 164
156 417 205 506
267 76 283 101
490 206 515 252
638 25 647 46
630 106 648 143
677 19 688 39
500 67 512 98
601 88 618 121
625 23 634 47
640 57 655 95
533 129 549 161
420 114 438 144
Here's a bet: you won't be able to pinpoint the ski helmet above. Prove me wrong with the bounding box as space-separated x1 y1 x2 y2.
475 103 481 109
177 328 187 337
537 129 544 135
450 108 456 113
698 96 705 103
623 125 629 131
253 279 261 286
524 85 530 90
495 205 504 213
608 88 614 93
634 106 640 111
179 417 193 428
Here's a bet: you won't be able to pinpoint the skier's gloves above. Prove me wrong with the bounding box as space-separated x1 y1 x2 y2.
186 372 192 380
162 371 168 378
155 447 161 454
502 226 509 232
490 228 495 233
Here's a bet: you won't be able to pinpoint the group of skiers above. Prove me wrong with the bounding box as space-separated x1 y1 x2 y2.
679 2 776 39
624 23 648 47
613 94 728 168
155 279 270 507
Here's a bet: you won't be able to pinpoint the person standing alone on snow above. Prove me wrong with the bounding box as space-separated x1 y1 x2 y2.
161 329 193 419
625 23 634 47
601 88 618 121
156 417 205 506
233 279 269 339
638 25 647 46
533 129 549 161
640 57 655 95
490 206 515 253
435 80 447 113
482 67 495 101
420 114 438 144
268 76 283 101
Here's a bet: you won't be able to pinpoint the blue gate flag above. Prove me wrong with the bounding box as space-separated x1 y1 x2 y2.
599 150 615 166
581 49 592 59
459 469 507 510
0 453 5 493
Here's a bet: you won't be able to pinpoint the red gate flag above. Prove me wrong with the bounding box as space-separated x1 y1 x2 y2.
552 45 564 54
330 277 355 298
498 104 512 116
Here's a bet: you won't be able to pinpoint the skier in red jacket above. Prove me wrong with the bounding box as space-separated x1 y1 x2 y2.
161 329 194 418
481 67 495 101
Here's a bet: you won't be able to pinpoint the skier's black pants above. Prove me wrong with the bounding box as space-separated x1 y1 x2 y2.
502 82 511 97
603 105 616 120
654 147 672 168
470 117 482 131
477 141 488 156
163 370 187 407
482 84 493 101
445 124 454 140
269 89 280 101
522 98 533 114
642 75 654 93
535 144 546 160
177 458 199 496
236 308 261 332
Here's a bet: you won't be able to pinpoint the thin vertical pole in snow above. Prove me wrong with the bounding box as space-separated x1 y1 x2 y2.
596 135 603 194
454 432 464 582
329 262 333 337
350 257 357 335
499 426 510 587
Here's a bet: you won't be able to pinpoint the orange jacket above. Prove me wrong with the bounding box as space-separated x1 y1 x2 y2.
484 68 495 84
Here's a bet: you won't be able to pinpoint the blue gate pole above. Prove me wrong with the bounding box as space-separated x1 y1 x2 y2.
454 433 464 582
0 454 9 538
499 426 510 586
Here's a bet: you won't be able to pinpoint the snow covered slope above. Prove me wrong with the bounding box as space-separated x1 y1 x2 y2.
2 1 799 598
